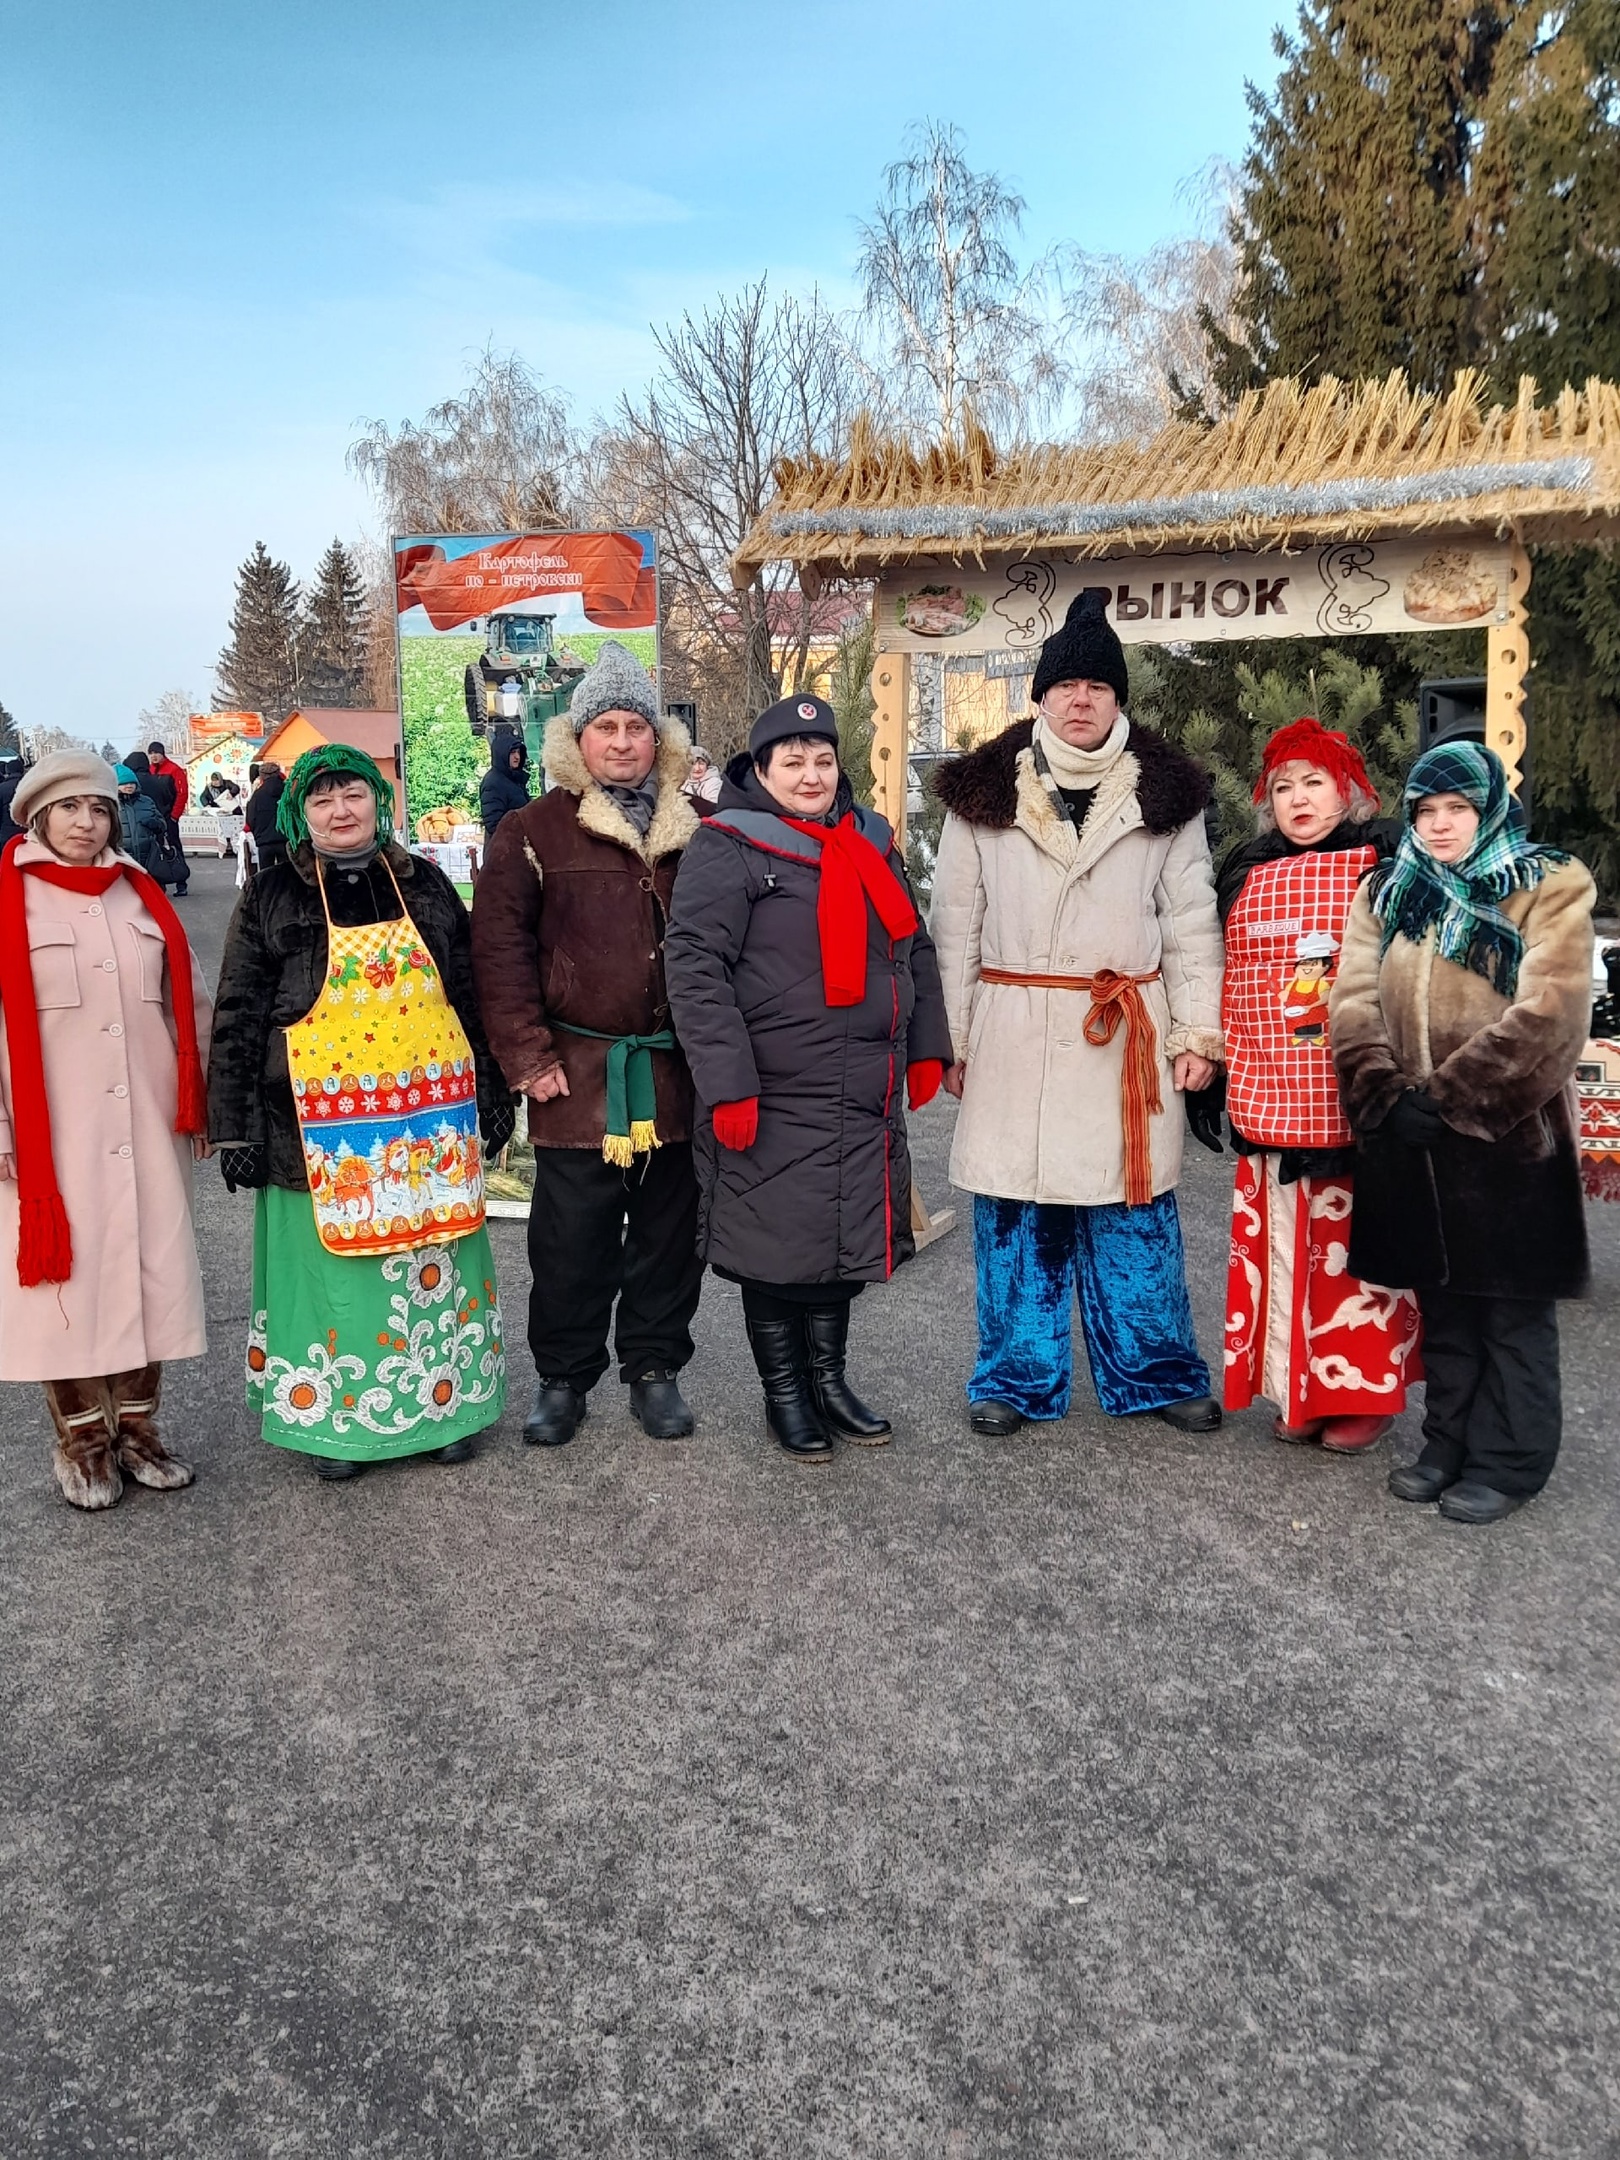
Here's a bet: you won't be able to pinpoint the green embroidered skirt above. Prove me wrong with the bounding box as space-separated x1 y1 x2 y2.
248 1185 506 1459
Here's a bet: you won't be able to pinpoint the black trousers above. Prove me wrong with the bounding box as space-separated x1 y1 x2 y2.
1416 1289 1562 1496
737 1280 863 1325
527 1144 703 1390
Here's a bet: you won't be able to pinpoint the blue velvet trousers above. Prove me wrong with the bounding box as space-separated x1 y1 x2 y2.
969 1192 1211 1419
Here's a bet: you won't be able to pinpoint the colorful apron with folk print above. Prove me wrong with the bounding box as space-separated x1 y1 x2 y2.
285 861 486 1257
1219 847 1420 1419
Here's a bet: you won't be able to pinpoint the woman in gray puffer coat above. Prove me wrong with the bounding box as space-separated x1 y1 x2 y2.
665 695 954 1462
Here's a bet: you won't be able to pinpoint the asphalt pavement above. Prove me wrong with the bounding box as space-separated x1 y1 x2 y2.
2 853 1616 2158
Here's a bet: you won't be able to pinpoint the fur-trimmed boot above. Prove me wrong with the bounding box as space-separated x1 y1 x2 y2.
109 1364 194 1491
44 1378 122 1511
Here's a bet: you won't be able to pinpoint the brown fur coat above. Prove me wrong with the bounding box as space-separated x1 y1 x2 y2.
471 715 700 1151
1329 859 1596 1298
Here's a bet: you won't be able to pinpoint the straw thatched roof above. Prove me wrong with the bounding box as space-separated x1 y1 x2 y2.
731 372 1620 587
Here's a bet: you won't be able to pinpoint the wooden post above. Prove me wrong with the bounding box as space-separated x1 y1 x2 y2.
869 644 955 1248
869 648 910 846
1487 542 1532 796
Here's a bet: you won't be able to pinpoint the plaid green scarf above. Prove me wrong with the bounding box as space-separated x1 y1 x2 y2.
1372 742 1564 996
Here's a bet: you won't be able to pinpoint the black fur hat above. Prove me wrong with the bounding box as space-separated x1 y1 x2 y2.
1030 588 1128 706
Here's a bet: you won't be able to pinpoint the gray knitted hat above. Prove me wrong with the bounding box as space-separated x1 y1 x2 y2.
570 640 659 734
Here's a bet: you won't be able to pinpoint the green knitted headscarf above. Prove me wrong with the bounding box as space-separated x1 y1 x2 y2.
277 743 396 848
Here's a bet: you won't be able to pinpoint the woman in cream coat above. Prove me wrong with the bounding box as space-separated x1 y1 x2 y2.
929 591 1225 1438
0 753 212 1510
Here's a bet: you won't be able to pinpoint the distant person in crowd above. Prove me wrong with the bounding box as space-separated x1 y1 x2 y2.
1213 718 1418 1450
665 696 952 1460
245 760 287 873
147 740 191 896
472 642 703 1449
682 744 722 809
0 752 26 849
207 744 513 1480
929 590 1225 1440
124 751 185 893
479 726 531 843
1331 741 1596 1524
0 752 211 1510
199 769 242 811
114 763 166 871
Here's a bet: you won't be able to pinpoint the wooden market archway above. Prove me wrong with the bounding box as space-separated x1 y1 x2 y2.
734 371 1620 847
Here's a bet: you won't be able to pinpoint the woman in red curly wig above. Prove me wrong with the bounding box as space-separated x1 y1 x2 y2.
1212 719 1420 1452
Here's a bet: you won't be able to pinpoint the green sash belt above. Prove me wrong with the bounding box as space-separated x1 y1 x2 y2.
556 1024 676 1167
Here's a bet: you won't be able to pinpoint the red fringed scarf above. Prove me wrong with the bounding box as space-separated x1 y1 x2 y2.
779 813 918 1006
0 839 205 1286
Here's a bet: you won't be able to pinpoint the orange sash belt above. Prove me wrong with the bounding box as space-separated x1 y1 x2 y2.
978 965 1164 1207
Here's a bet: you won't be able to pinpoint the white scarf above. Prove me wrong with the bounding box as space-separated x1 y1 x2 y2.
1034 710 1130 787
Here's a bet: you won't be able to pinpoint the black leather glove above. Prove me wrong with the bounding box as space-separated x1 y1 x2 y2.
1185 1069 1226 1155
481 1100 517 1158
218 1143 268 1192
1385 1088 1445 1150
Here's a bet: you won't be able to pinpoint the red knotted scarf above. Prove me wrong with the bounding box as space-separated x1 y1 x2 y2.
779 813 919 1006
0 838 206 1286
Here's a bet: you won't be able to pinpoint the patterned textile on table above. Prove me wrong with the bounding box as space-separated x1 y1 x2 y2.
1223 1155 1420 1420
1577 1040 1620 1202
247 1185 505 1459
1222 846 1376 1148
968 1191 1210 1421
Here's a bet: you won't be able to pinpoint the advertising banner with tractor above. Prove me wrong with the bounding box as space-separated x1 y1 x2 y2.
392 528 660 842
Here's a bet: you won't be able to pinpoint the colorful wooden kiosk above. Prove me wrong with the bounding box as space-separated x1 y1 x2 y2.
733 371 1620 1215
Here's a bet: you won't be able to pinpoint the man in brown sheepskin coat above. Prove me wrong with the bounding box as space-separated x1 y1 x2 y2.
472 642 703 1449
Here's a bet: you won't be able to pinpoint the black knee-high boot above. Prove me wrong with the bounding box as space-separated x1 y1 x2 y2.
745 1315 834 1462
803 1304 891 1442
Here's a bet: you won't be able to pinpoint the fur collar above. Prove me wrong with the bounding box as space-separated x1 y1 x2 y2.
543 711 700 864
932 717 1211 836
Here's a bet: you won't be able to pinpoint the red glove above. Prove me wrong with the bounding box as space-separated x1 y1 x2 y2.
906 1058 944 1111
712 1098 759 1151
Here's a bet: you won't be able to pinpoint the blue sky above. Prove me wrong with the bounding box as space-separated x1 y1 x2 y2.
0 0 1287 734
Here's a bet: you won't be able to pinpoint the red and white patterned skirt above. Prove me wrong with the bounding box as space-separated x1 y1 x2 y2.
1222 1154 1421 1420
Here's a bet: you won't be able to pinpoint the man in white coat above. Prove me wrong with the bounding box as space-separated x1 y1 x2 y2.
930 589 1225 1437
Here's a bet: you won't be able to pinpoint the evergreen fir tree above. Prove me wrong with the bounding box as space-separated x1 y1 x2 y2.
216 542 301 721
1186 0 1620 893
0 696 18 755
1475 1 1620 391
1211 0 1505 396
299 539 370 707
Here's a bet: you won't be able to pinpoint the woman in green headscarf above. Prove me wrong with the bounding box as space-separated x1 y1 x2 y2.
1330 742 1595 1524
207 744 515 1479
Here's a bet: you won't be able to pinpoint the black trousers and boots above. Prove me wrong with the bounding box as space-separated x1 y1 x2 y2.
739 1282 890 1461
1399 1289 1562 1513
525 1143 703 1443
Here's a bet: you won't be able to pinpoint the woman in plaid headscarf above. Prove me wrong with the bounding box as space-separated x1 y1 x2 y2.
1330 742 1595 1524
1214 718 1418 1455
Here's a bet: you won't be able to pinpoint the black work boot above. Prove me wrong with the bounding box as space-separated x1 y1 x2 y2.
523 1380 587 1448
746 1317 834 1463
628 1368 695 1438
313 1455 365 1481
803 1304 891 1443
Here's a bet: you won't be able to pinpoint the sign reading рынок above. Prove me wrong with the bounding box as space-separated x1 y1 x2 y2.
875 537 1515 656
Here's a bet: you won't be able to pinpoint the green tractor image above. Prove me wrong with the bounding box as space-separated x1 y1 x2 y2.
463 610 588 757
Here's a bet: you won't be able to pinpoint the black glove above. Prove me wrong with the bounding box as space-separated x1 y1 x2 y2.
1385 1088 1445 1150
481 1100 517 1158
218 1143 268 1192
1185 1068 1226 1155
